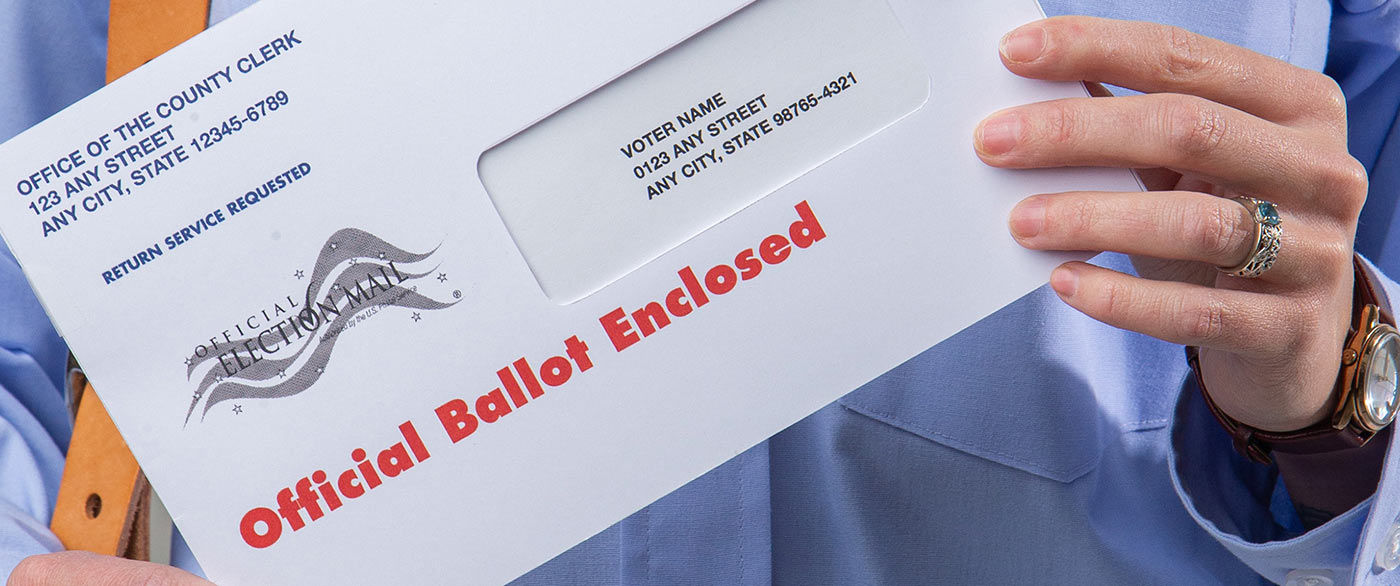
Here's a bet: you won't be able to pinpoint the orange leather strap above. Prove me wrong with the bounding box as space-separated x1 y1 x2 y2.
50 385 150 559
106 0 210 83
50 0 210 558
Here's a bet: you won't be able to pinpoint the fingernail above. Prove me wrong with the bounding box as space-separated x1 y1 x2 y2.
1000 25 1046 63
1010 197 1046 239
976 114 1022 156
1050 264 1080 298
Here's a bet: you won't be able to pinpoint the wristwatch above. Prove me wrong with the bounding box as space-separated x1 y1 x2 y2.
1188 257 1400 464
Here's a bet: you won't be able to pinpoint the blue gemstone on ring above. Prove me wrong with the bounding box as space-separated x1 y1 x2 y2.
1258 201 1281 226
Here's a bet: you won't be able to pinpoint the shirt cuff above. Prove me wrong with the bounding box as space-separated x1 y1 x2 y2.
1168 255 1400 585
0 502 63 583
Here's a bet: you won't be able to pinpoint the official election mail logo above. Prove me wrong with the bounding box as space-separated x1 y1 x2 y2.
181 228 459 424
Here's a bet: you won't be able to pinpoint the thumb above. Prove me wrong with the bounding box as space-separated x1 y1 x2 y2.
8 552 217 586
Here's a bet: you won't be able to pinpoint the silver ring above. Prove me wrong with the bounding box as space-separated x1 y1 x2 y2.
1221 196 1282 279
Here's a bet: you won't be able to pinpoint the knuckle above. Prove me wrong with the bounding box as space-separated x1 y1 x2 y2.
1097 278 1134 319
1183 199 1250 262
1162 96 1228 157
1308 73 1349 126
1184 298 1229 342
1315 154 1370 216
1315 238 1355 278
1041 101 1084 147
1300 150 1370 218
1050 196 1099 237
1160 26 1210 81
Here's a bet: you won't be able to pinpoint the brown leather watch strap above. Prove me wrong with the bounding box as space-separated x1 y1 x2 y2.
1188 347 1365 464
1354 255 1394 325
50 0 210 559
1189 255 1384 465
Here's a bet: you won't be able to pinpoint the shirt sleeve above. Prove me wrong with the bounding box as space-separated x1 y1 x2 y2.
0 368 68 581
1168 257 1400 586
0 0 109 581
0 243 77 580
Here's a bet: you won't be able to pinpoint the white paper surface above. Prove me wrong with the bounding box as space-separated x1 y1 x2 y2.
480 0 929 303
0 0 1140 584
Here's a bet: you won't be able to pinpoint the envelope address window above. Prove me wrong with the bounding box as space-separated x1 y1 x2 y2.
478 0 930 303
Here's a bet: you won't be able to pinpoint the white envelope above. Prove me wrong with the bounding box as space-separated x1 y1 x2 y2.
0 0 1141 584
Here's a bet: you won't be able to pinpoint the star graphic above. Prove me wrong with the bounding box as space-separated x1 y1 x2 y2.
332 283 343 291
348 258 358 265
294 269 305 279
213 373 225 383
278 369 287 379
192 389 203 401
315 366 325 374
329 242 338 250
184 356 193 367
412 312 422 322
232 405 243 415
378 252 387 260
437 272 449 283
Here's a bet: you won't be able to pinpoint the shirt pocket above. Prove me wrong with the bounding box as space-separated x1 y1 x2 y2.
838 281 1185 484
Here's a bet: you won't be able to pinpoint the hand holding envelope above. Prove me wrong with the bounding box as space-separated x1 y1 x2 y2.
0 1 1380 584
978 17 1380 515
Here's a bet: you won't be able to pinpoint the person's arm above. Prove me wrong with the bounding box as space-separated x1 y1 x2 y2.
977 14 1398 583
0 210 216 586
0 2 218 584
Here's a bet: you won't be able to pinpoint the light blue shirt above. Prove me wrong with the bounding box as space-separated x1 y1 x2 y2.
2 1 1399 584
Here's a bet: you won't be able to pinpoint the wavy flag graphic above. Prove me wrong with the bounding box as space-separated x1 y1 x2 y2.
182 228 459 424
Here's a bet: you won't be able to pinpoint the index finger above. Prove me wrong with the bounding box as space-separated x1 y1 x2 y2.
999 16 1346 129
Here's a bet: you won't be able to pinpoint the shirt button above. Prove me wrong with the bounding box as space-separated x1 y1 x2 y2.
1284 569 1334 586
1377 522 1400 572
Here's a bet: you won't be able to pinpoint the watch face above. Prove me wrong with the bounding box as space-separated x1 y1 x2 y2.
1362 330 1400 428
